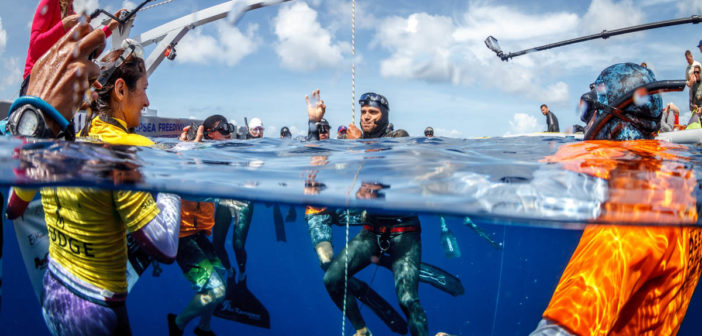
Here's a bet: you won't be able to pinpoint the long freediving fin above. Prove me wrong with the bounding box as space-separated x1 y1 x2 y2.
214 279 271 329
272 205 286 242
285 206 297 222
418 263 465 297
348 277 408 335
376 257 465 297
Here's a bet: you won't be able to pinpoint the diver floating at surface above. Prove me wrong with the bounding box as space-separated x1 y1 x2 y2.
177 116 271 329
315 91 463 336
531 63 701 336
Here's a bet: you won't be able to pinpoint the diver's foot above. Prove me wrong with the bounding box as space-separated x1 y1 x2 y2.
353 327 372 336
194 327 216 336
167 313 183 336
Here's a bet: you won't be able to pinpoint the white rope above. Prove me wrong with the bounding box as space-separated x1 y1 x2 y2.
351 0 357 125
138 0 176 12
341 2 357 334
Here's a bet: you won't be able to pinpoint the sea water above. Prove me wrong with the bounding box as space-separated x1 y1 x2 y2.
0 135 701 335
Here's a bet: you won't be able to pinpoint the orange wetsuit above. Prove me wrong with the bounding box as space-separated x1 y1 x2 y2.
541 140 702 336
179 200 216 238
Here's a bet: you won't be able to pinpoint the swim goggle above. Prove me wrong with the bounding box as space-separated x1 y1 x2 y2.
580 80 686 140
250 126 264 134
208 122 236 136
96 39 145 86
359 92 389 111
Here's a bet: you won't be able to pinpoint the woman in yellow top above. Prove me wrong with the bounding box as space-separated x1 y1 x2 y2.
39 42 182 336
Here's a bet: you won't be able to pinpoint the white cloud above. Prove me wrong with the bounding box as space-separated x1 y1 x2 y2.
370 1 651 105
579 0 644 34
273 2 348 72
122 1 137 10
677 0 702 15
1 58 22 92
506 113 541 135
73 0 100 13
0 17 6 55
176 22 260 67
434 128 462 137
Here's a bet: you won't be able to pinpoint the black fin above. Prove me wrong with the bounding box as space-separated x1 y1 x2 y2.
418 263 464 297
348 277 408 335
285 206 297 222
376 257 465 297
214 280 271 329
273 205 286 242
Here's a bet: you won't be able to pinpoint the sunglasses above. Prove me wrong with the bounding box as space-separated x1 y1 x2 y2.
319 126 330 134
425 132 433 136
97 40 144 86
250 126 264 133
695 71 701 74
359 92 389 110
581 80 686 140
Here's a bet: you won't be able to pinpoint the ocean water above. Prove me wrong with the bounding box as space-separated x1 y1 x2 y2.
0 135 701 335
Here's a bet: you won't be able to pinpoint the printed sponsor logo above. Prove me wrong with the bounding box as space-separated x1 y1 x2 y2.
47 226 95 257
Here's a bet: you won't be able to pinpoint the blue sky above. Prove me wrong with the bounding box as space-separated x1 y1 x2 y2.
1 0 701 138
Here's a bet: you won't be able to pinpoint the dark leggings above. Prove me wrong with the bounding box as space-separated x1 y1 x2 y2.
212 201 253 274
41 272 131 336
323 230 427 336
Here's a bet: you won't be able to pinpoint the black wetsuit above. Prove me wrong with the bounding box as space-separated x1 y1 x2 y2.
323 125 428 336
545 111 560 132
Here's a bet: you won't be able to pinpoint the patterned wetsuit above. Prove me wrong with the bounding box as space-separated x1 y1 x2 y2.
533 140 701 336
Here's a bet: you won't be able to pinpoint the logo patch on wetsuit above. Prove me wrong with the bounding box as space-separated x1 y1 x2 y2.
47 226 95 257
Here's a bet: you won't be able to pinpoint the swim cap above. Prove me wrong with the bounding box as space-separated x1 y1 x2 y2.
424 126 434 135
249 118 263 129
359 92 390 138
583 63 662 140
337 125 348 133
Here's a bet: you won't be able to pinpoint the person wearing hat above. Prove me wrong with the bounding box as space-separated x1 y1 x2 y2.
280 126 292 139
337 125 348 139
424 127 434 137
247 117 264 138
697 39 702 55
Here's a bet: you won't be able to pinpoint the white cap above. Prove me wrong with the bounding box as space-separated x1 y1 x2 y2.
249 117 263 128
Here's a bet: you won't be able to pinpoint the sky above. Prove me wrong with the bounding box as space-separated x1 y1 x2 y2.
1 0 702 138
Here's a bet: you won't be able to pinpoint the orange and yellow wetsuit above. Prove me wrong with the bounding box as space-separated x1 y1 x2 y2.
539 140 702 336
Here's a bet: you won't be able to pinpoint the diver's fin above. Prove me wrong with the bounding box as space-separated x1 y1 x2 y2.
273 205 286 242
348 277 408 335
418 263 464 297
285 206 297 222
376 257 465 297
214 279 271 329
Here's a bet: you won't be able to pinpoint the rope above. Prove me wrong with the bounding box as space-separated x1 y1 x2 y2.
351 0 356 125
342 2 357 334
138 0 176 12
341 162 363 336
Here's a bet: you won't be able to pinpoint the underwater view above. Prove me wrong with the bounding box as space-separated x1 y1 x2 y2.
0 135 701 335
2 0 702 335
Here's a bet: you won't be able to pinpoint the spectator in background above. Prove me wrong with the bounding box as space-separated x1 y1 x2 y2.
22 0 122 96
540 104 560 132
685 50 701 84
280 126 292 139
424 127 434 137
337 125 348 139
248 117 264 138
660 102 680 133
640 62 647 68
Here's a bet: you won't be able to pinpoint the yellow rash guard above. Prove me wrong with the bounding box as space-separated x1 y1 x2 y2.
41 116 159 294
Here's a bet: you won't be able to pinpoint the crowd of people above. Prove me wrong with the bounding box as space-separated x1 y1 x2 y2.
1 1 702 336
